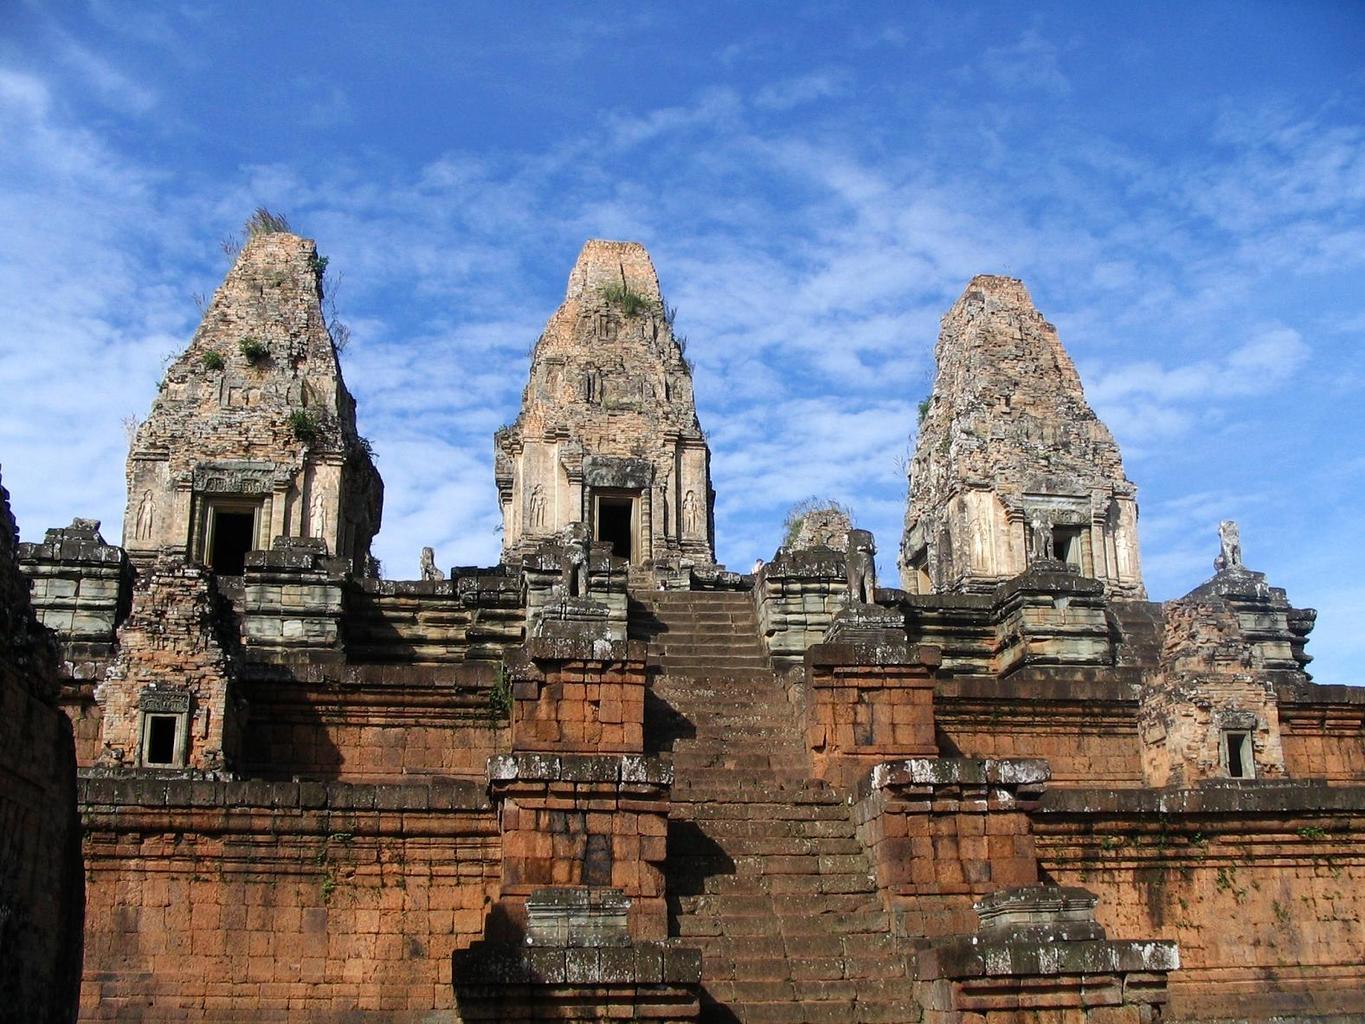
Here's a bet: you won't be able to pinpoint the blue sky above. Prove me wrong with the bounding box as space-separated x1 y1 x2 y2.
1 2 1362 682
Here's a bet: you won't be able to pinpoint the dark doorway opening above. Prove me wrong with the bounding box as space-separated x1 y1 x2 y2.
144 715 178 766
1053 526 1084 570
597 498 633 561
209 510 255 575
1226 731 1251 778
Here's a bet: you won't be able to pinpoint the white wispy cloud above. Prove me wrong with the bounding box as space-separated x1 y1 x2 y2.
978 29 1071 96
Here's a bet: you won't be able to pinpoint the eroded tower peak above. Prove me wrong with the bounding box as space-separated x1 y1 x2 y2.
900 275 1143 598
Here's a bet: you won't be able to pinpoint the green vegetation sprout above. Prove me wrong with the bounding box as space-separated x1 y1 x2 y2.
239 336 268 364
288 409 319 444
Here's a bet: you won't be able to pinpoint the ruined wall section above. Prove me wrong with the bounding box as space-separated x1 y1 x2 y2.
0 468 83 1024
79 777 499 1022
496 240 715 566
124 231 382 572
902 275 1143 599
95 563 241 774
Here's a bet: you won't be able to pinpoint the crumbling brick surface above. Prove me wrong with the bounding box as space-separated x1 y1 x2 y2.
236 663 509 782
854 758 1048 937
804 646 937 788
509 652 647 755
95 562 241 772
936 672 1145 788
78 777 499 1022
488 753 672 941
0 468 83 1024
1140 593 1288 787
1035 783 1365 1020
1278 682 1365 780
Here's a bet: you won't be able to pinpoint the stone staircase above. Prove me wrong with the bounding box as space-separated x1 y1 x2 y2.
631 590 919 1024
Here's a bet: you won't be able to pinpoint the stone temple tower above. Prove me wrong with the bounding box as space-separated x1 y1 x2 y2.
900 275 1144 598
495 240 714 566
124 229 382 573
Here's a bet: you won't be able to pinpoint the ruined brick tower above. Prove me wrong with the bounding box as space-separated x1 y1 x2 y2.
123 229 382 573
495 240 715 567
900 275 1144 597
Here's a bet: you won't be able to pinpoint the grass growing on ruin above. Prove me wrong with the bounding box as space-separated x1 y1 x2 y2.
245 207 291 236
201 350 225 371
239 336 268 364
288 409 320 443
488 665 513 722
601 282 652 317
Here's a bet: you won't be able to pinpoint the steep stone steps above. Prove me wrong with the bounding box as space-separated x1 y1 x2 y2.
630 592 772 680
633 590 919 1024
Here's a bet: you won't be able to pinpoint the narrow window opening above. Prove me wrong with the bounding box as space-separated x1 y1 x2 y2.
144 715 179 766
208 509 255 575
1053 526 1084 569
596 497 634 561
1225 731 1253 779
908 549 931 594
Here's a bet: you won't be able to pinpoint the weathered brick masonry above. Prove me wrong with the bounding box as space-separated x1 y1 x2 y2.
0 469 83 1024
8 230 1365 1023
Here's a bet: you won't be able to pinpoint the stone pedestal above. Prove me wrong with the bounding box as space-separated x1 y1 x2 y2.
525 887 631 946
531 594 616 646
992 565 1115 675
241 537 347 658
915 885 1179 1024
854 757 1049 936
17 518 131 652
804 614 940 787
753 545 847 666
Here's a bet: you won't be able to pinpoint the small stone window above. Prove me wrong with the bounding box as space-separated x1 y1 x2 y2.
138 689 190 769
1223 730 1254 779
1052 526 1085 571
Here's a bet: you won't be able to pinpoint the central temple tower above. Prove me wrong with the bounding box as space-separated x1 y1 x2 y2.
495 240 715 566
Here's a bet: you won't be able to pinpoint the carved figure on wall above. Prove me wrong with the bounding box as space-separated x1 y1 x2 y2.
419 547 444 581
135 490 154 541
846 529 877 605
1029 514 1053 561
310 490 327 547
1215 519 1243 572
560 522 591 597
682 489 699 537
528 484 547 530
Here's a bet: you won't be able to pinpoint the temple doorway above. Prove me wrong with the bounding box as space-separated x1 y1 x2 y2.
594 493 636 562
